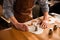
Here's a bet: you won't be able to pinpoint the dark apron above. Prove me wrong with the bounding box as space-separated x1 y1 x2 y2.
14 0 34 23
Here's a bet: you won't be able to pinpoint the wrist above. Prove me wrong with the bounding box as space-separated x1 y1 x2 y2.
42 19 48 24
13 21 19 25
43 16 48 21
9 16 19 25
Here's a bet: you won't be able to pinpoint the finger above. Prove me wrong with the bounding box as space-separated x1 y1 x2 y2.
43 22 48 29
20 25 26 31
41 23 44 29
42 23 45 29
23 24 28 31
20 27 25 31
25 26 28 31
44 23 48 29
43 23 45 29
44 24 47 29
41 23 47 29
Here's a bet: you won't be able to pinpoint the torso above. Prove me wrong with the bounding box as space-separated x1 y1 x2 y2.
14 0 34 23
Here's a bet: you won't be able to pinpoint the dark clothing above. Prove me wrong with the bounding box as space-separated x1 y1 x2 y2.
49 3 60 14
0 0 3 5
3 0 49 22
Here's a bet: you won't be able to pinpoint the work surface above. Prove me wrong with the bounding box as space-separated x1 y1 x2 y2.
0 15 60 40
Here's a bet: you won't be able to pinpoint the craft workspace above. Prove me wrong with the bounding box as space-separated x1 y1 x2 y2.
0 0 60 40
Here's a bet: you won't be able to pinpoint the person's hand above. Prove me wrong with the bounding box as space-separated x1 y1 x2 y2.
14 23 28 31
40 11 49 29
40 20 48 29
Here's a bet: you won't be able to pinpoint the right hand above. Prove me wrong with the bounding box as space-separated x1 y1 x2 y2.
14 23 28 31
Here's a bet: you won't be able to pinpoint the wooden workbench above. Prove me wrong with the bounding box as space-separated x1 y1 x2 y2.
0 16 60 40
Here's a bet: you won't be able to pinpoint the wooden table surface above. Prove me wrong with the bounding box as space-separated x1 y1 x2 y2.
0 16 60 40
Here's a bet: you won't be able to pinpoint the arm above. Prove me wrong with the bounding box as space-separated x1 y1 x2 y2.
3 0 28 31
3 0 15 18
38 0 49 29
38 0 49 20
3 0 18 26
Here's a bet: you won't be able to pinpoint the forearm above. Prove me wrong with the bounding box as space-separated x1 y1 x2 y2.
38 0 49 20
43 11 48 20
9 16 19 25
3 0 18 25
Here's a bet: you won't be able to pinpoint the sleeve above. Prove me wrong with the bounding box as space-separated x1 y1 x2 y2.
37 0 49 12
3 0 15 18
